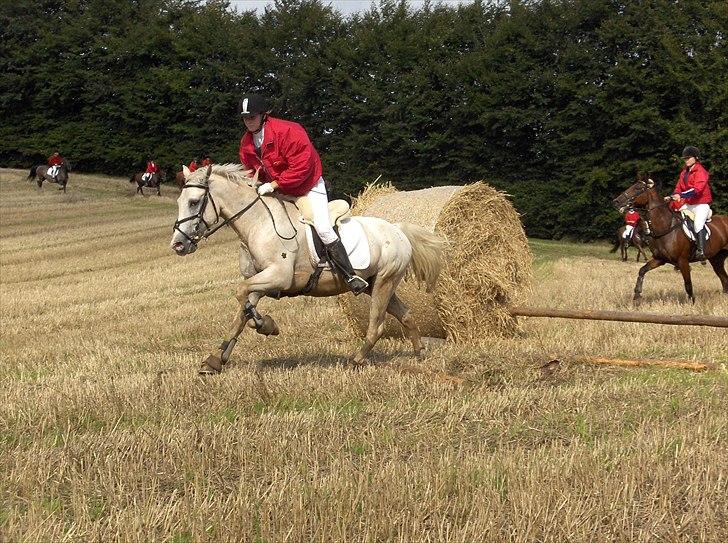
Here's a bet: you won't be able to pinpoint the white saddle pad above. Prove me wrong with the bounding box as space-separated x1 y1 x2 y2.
681 224 710 242
305 217 371 270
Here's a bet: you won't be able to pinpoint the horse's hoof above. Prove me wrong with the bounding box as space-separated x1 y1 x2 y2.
349 356 369 368
256 315 280 336
199 354 223 375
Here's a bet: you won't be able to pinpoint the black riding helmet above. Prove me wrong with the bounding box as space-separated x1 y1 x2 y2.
238 94 270 118
681 146 700 159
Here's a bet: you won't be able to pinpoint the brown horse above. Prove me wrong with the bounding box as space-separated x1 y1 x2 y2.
610 225 649 262
613 178 728 304
174 170 186 189
28 161 70 192
129 170 165 196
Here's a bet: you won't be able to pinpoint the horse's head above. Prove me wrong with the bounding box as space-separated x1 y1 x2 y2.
613 178 655 213
171 165 216 255
171 164 257 255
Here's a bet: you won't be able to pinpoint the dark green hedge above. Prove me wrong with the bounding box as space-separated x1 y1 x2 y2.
2 0 726 239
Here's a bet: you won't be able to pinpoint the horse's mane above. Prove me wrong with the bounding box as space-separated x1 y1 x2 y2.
186 163 254 187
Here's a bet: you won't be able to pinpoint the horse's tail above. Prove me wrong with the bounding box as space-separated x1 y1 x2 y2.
609 236 619 253
396 223 446 292
129 174 136 183
27 165 38 181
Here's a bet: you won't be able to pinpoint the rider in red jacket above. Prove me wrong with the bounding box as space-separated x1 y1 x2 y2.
237 93 368 294
669 146 712 259
188 158 198 173
47 151 64 166
143 157 158 184
623 208 640 241
47 151 64 179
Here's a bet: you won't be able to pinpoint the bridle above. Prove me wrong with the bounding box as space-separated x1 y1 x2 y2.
615 182 682 240
173 174 299 249
173 182 261 248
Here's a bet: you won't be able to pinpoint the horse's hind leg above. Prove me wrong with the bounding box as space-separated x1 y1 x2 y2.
352 276 398 365
708 251 728 294
386 292 424 359
620 241 627 261
638 245 647 262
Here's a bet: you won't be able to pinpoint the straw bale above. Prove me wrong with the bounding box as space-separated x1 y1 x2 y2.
338 182 532 342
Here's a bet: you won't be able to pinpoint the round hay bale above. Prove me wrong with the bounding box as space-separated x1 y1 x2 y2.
338 181 532 342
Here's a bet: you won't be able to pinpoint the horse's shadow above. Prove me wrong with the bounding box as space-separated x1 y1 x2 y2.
236 347 417 372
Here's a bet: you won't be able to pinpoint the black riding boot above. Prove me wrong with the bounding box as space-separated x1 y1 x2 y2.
325 239 369 295
695 229 707 261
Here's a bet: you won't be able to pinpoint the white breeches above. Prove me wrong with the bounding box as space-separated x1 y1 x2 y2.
142 172 152 182
48 165 59 178
679 203 711 232
308 177 338 245
623 225 634 239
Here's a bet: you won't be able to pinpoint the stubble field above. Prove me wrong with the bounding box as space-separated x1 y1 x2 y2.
1 167 727 542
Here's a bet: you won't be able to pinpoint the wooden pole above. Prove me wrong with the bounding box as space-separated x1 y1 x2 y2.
575 356 717 372
509 306 728 328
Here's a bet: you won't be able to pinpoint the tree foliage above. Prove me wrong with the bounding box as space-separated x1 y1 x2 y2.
1 0 725 239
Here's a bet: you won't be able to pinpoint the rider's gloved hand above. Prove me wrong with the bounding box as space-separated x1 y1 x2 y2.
257 182 275 196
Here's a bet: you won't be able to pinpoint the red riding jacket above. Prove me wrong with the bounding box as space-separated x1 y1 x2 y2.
673 162 712 205
239 116 322 197
48 155 63 166
624 210 640 226
188 160 198 173
145 161 158 174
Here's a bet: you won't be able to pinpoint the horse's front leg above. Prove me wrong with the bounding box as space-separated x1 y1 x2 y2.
633 258 664 307
676 258 695 303
199 264 293 375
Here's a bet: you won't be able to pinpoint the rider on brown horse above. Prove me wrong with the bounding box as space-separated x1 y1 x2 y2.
623 206 642 242
47 151 65 181
667 146 713 260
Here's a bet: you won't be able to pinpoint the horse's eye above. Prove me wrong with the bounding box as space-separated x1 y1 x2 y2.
189 200 199 207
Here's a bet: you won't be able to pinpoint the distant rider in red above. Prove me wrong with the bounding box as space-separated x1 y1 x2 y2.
47 151 64 179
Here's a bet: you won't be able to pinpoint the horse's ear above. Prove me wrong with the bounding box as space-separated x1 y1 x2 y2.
647 178 654 188
182 165 190 177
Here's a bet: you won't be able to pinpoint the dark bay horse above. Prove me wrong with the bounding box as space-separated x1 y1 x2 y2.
613 178 728 304
610 225 648 262
130 170 166 196
174 170 186 189
28 161 70 192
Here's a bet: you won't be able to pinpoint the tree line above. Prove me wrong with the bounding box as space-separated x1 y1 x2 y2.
1 0 726 239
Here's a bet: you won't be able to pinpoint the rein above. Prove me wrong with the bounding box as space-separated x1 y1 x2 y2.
635 199 682 239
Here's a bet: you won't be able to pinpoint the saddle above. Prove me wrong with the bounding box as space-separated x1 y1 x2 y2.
295 196 351 227
679 209 712 242
289 196 370 278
